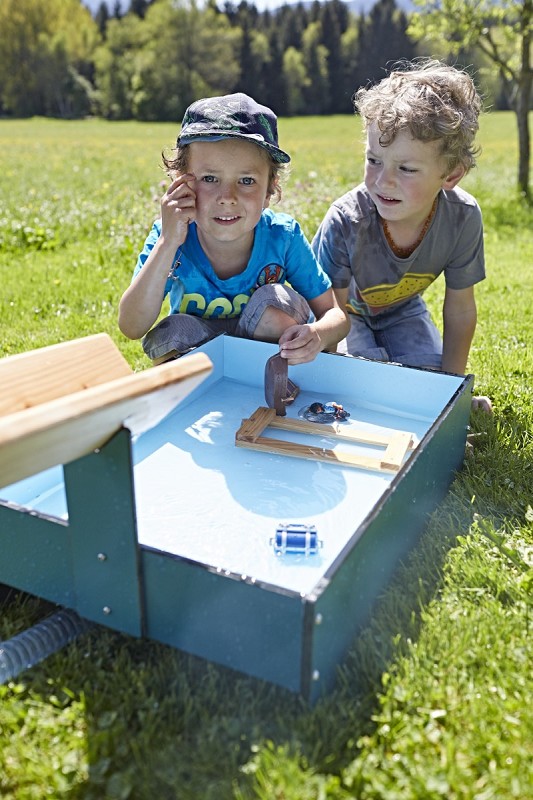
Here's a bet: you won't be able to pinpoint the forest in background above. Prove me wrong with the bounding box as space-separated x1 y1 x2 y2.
0 0 511 121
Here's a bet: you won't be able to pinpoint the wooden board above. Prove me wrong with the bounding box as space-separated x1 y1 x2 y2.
0 336 212 489
0 334 133 417
235 406 414 473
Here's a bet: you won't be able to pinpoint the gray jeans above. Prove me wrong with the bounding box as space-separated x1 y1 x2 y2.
339 295 443 369
142 283 311 363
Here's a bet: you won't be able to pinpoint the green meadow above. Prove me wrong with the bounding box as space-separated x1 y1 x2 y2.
0 114 532 799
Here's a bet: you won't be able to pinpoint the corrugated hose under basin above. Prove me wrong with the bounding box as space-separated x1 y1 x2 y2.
0 608 92 684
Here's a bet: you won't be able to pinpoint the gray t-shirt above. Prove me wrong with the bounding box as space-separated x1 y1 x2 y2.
312 183 485 318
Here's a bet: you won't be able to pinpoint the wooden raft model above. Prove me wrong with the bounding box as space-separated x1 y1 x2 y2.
235 406 415 473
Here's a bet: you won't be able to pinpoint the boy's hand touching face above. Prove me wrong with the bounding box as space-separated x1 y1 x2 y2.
160 173 197 245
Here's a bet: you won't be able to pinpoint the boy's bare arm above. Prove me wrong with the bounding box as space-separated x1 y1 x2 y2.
441 285 477 375
333 287 349 315
308 289 351 350
118 175 196 340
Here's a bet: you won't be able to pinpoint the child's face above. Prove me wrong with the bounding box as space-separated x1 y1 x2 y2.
364 124 463 227
185 139 273 251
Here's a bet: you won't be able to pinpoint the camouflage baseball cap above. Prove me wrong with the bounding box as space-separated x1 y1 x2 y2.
178 93 290 164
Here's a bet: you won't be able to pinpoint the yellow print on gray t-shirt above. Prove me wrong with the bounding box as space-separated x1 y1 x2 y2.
348 272 436 314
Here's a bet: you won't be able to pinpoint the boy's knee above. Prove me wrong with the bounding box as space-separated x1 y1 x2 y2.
238 284 310 338
142 314 212 361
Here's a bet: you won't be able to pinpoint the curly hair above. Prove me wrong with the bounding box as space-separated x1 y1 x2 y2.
353 59 482 173
162 143 288 204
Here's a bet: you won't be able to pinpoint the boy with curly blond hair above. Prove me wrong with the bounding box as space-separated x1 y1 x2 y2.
313 59 491 410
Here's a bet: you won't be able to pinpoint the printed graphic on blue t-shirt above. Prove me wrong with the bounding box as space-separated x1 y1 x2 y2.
255 263 286 287
133 209 330 318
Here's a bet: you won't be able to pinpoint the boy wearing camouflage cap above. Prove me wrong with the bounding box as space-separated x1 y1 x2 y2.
119 93 349 365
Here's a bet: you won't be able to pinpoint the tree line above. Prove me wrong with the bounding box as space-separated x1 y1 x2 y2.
0 0 502 120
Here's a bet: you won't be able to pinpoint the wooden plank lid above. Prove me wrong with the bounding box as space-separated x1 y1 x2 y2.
0 335 212 489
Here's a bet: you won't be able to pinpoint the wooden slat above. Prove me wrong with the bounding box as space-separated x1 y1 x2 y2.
236 407 277 442
235 435 402 473
0 352 212 489
380 431 414 471
0 334 132 417
268 413 413 448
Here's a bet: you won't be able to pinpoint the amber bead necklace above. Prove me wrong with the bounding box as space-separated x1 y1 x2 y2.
382 197 438 259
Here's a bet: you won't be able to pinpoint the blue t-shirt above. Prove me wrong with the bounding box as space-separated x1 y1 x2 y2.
133 208 331 319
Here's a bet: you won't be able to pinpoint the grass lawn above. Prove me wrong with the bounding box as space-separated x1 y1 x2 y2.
0 112 532 799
